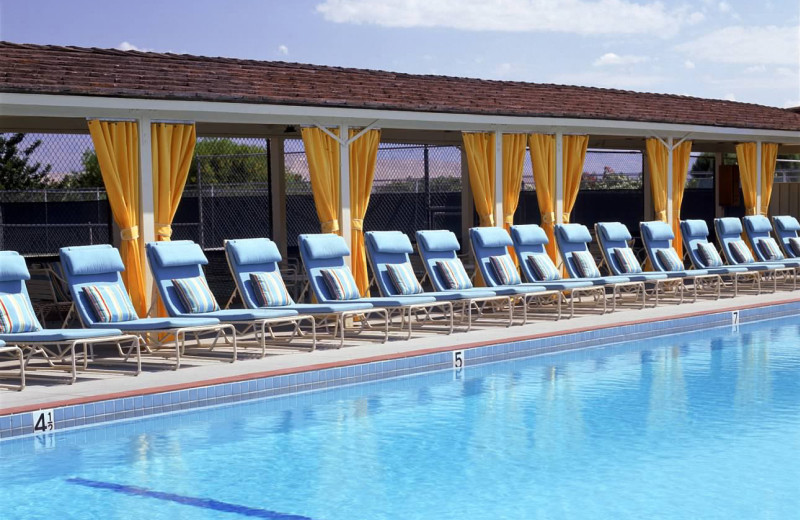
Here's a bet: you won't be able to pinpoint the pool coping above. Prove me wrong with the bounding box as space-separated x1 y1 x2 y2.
1 295 799 439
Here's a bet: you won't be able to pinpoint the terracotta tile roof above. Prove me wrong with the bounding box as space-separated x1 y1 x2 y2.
2 41 800 132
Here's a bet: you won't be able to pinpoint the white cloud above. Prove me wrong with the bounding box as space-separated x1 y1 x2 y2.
675 25 800 65
316 0 704 37
723 93 736 101
684 60 695 69
593 52 649 66
744 65 767 74
784 99 800 108
718 1 731 13
117 41 153 52
493 62 514 77
277 44 289 56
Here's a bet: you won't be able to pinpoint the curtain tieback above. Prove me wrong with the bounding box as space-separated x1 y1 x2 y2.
562 213 571 224
656 210 667 222
120 226 139 241
504 216 515 225
479 214 495 226
745 207 757 216
541 212 555 225
351 219 364 231
155 223 173 239
321 219 340 233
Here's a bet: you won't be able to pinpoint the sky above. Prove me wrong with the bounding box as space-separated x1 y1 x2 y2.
1 0 799 108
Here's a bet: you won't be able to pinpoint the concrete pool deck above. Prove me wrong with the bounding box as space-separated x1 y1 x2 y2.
1 290 798 416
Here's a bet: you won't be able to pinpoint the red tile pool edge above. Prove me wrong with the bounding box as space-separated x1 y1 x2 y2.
2 295 798 416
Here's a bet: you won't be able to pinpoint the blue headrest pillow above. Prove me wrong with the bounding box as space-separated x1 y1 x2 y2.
0 251 30 282
227 238 281 266
511 224 548 246
774 215 800 232
473 227 513 248
557 224 592 244
301 234 351 260
743 215 772 234
716 218 743 236
642 221 674 241
681 219 709 238
417 230 461 252
148 241 209 267
598 222 631 242
61 244 125 276
366 231 414 254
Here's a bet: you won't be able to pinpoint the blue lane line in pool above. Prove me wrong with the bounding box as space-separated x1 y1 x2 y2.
66 477 314 520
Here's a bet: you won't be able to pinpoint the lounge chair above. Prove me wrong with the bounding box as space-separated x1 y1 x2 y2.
639 221 723 300
225 237 382 348
365 230 499 331
714 217 794 292
509 224 606 316
743 215 799 289
299 233 437 340
469 226 574 321
680 219 761 296
0 340 25 391
595 222 683 305
771 215 800 259
61 244 236 369
0 251 140 384
554 223 645 311
146 240 310 357
415 229 516 326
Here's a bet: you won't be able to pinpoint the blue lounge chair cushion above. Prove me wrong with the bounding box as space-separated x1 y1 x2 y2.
775 216 800 232
386 263 423 295
474 227 513 248
512 224 548 246
0 252 31 282
759 238 784 261
0 293 41 333
558 224 592 244
697 242 723 267
790 237 800 257
83 285 138 323
304 234 351 260
418 230 461 252
90 316 220 330
354 296 437 306
717 218 743 235
744 215 773 234
437 259 473 290
642 221 674 241
321 267 361 300
61 244 125 276
250 272 293 307
427 288 498 301
490 254 521 285
729 240 754 263
656 249 684 271
230 238 282 266
173 276 220 313
487 284 546 295
282 302 373 314
180 308 298 320
614 248 642 274
0 328 123 343
368 231 415 254
572 251 600 278
524 253 561 281
150 241 209 267
600 222 632 242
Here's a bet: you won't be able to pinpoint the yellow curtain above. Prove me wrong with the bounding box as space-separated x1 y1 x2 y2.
87 120 147 316
646 138 669 223
736 142 758 216
561 135 589 223
349 128 381 296
152 122 196 315
503 134 527 264
529 134 557 262
671 140 692 257
761 143 779 215
462 132 496 226
302 127 341 234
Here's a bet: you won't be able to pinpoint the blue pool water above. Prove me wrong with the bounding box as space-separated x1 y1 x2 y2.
2 317 800 519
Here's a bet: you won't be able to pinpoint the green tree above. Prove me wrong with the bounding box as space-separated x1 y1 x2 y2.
0 133 52 189
56 148 104 188
190 138 269 184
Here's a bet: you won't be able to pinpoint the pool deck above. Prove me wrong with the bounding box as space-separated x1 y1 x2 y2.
2 290 798 415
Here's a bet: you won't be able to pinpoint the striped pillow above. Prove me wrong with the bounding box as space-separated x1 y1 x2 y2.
613 248 642 274
490 254 521 285
789 237 800 257
697 242 723 268
83 285 138 322
758 238 784 261
436 259 473 290
0 293 41 333
386 263 423 295
250 271 293 307
526 253 561 281
656 248 684 272
173 276 220 313
729 240 754 264
572 250 600 278
321 267 361 300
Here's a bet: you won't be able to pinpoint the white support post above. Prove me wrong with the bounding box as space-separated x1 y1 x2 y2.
461 145 473 247
756 140 762 214
494 130 504 227
666 136 674 225
339 124 351 268
714 152 723 218
137 115 156 315
269 137 287 258
555 131 564 224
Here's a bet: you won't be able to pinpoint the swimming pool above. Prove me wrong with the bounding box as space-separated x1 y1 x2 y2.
2 316 799 519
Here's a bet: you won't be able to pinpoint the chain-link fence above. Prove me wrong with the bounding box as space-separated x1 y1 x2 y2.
776 159 800 183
